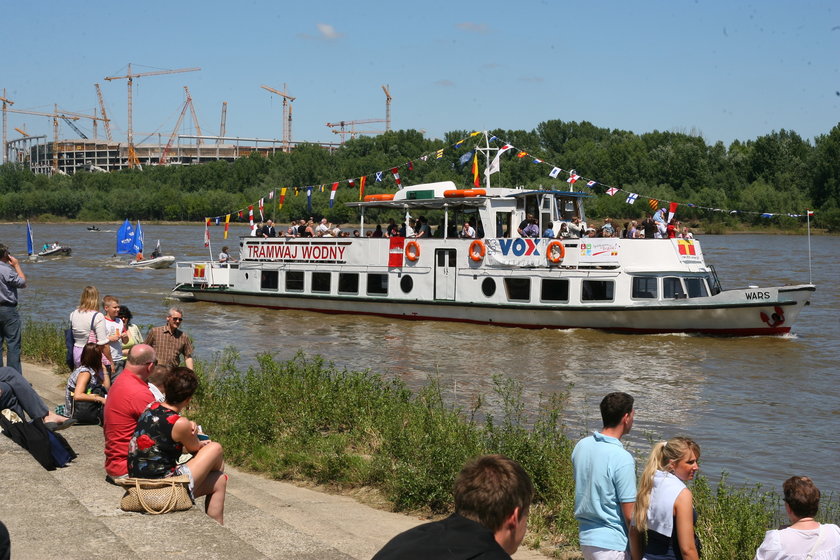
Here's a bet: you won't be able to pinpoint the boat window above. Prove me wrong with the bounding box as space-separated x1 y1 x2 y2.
663 277 685 299
260 270 279 291
504 278 531 301
400 275 414 293
436 249 456 267
367 273 389 295
632 277 657 299
482 278 496 297
312 272 331 293
684 278 709 298
338 273 359 294
582 280 614 301
286 271 304 292
541 279 569 302
496 212 512 238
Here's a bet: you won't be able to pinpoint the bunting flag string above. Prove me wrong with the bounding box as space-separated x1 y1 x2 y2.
200 129 811 241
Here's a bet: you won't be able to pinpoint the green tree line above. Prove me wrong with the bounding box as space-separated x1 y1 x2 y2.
2 122 839 231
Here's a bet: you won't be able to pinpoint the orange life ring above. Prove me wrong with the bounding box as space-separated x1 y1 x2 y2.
468 239 486 262
546 241 565 264
405 240 420 262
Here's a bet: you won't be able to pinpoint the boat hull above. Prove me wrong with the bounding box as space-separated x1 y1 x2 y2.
172 283 812 336
130 256 175 269
36 247 71 257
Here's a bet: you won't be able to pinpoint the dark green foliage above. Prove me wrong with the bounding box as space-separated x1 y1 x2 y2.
2 122 837 225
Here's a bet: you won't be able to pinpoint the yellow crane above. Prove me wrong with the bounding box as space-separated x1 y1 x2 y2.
160 86 202 164
260 84 295 151
382 85 392 132
1 89 14 164
105 63 201 167
4 105 86 172
14 127 29 137
94 83 113 141
325 118 386 143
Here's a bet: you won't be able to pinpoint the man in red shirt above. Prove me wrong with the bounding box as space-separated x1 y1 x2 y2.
103 344 156 480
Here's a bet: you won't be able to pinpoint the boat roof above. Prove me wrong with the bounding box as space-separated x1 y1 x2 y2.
346 181 593 209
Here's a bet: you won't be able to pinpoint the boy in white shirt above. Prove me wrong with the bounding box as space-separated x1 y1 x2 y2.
102 295 129 380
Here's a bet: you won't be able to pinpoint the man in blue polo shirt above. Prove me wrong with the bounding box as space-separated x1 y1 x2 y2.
572 392 640 560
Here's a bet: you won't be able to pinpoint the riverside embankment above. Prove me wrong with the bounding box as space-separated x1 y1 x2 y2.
1 359 548 559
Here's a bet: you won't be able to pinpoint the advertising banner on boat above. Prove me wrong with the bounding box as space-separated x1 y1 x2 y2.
578 240 620 264
672 239 703 264
484 238 551 267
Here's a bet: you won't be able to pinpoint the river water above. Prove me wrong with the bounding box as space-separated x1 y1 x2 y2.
5 223 838 495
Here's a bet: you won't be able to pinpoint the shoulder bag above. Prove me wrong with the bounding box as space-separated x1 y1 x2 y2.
115 475 194 514
71 385 107 425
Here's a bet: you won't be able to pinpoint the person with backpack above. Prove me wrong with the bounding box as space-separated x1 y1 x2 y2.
64 342 109 425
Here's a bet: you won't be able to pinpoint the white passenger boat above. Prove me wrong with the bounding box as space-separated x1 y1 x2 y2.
172 150 814 336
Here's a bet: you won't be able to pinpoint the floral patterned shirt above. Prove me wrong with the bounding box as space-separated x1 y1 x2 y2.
127 402 183 478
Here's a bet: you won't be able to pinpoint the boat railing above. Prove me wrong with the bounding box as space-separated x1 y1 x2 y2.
175 260 236 287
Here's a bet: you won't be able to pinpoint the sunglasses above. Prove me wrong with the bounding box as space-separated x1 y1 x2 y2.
169 317 183 322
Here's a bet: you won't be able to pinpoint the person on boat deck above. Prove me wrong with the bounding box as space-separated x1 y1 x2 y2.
372 224 384 238
559 222 572 239
568 216 583 238
315 218 330 236
681 227 694 240
261 220 277 238
386 219 399 237
653 208 668 238
601 218 615 237
642 213 657 239
150 246 161 259
413 216 432 238
218 246 235 263
666 220 678 239
517 214 536 237
543 222 555 238
461 221 476 239
135 252 144 262
522 219 540 238
42 243 49 252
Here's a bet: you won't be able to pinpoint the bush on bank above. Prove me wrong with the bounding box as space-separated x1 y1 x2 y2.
21 322 839 557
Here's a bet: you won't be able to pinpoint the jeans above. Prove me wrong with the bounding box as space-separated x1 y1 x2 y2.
0 306 22 374
0 367 48 420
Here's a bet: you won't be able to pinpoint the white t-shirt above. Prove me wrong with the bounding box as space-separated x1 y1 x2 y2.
754 523 840 560
103 316 124 363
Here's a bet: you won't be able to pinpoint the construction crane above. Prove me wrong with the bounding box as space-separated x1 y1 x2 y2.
325 118 386 143
382 85 392 132
160 86 202 165
104 63 201 167
218 101 227 145
1 90 13 164
61 117 88 139
4 105 86 172
94 83 112 141
14 127 29 137
260 84 295 151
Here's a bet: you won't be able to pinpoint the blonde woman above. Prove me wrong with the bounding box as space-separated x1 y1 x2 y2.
634 437 701 560
69 286 111 367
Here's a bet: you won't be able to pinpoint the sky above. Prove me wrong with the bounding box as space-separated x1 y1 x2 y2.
2 0 839 151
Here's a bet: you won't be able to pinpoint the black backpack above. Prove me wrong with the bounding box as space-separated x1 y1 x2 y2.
0 413 76 470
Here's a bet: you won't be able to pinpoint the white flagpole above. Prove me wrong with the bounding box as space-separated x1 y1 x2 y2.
807 210 812 285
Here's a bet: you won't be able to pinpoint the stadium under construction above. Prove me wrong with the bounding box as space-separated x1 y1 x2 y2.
4 135 339 175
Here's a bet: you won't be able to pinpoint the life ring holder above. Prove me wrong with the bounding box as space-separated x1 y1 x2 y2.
546 241 565 264
405 240 421 262
468 239 486 262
